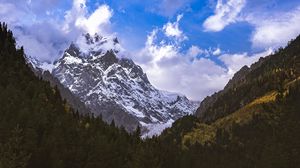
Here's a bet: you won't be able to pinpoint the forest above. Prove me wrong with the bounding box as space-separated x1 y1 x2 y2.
0 22 299 168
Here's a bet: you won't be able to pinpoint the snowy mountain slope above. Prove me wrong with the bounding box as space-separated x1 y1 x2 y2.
30 33 199 136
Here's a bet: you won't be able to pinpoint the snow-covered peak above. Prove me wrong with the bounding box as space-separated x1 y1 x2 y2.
52 46 198 137
25 55 55 72
74 33 123 57
27 33 199 137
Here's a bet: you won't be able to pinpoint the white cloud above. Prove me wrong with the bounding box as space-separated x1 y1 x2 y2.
203 0 300 49
75 5 112 35
203 0 246 32
13 22 70 62
0 2 68 62
0 0 61 16
0 0 114 62
0 3 27 24
212 47 221 55
134 23 272 100
219 48 273 75
139 29 179 64
62 0 86 33
63 0 113 35
187 45 203 58
16 36 55 62
163 14 187 41
186 46 222 58
0 0 280 101
248 7 300 49
136 30 229 100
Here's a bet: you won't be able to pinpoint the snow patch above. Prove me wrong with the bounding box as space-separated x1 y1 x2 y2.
40 62 56 72
36 33 199 137
141 119 174 138
63 53 83 64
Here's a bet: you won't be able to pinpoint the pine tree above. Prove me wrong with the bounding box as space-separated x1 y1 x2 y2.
0 125 31 168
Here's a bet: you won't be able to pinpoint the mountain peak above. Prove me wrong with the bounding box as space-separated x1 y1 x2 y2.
74 33 123 57
27 32 198 137
96 50 119 69
66 42 81 57
50 35 198 136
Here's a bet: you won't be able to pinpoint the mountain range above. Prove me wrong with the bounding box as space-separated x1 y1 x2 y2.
27 33 198 137
1 22 299 168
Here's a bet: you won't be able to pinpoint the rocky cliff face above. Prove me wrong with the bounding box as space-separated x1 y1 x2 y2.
25 55 91 117
29 33 198 137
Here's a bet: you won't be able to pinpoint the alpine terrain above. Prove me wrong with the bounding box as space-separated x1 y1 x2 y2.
1 22 300 168
28 33 198 137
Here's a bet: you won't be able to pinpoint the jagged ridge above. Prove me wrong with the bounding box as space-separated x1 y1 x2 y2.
30 33 198 137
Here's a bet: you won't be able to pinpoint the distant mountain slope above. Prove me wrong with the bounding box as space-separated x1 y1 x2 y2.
30 33 198 136
196 37 300 122
1 22 299 168
157 35 300 167
0 22 143 168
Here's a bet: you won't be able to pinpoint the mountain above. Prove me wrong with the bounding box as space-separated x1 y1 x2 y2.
29 33 198 136
1 22 299 168
158 35 300 167
0 22 143 168
195 38 300 122
25 55 91 116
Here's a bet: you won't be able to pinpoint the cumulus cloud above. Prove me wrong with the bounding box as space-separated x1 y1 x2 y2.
136 30 229 100
135 22 271 100
248 7 300 49
203 0 300 50
63 0 113 35
0 2 66 62
187 45 203 58
0 3 27 24
133 13 274 100
13 23 69 62
203 0 246 32
219 48 272 75
0 0 280 101
163 14 187 41
212 47 221 56
0 0 114 62
138 29 179 64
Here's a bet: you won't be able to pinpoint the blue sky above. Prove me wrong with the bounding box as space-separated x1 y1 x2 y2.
1 0 300 100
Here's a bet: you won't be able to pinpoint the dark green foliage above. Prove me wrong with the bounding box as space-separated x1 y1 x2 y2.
0 22 299 168
0 22 136 168
197 36 300 122
157 36 300 167
0 125 31 168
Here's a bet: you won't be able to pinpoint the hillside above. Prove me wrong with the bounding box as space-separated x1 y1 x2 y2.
0 23 299 168
196 37 300 122
28 33 198 136
0 22 142 168
158 35 300 167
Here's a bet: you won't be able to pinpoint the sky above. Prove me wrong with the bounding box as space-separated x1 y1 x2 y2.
1 0 300 100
